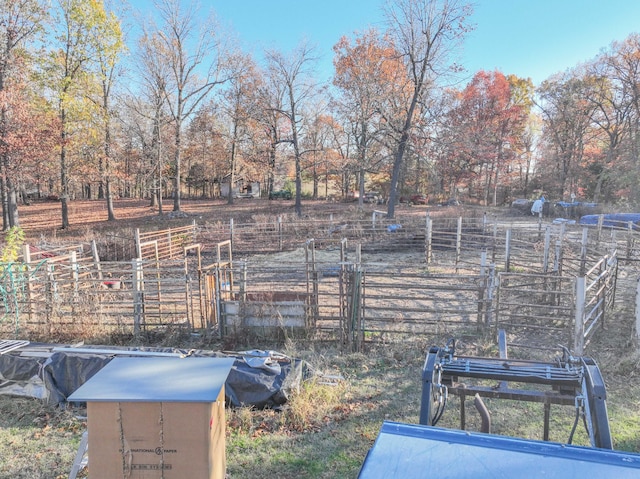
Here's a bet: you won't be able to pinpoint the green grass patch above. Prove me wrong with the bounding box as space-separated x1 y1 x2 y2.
2 337 639 477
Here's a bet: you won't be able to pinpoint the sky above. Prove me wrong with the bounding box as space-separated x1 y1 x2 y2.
130 1 640 87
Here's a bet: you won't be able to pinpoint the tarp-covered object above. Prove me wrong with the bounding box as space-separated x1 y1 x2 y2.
193 349 309 409
0 352 48 399
0 344 310 409
580 213 640 229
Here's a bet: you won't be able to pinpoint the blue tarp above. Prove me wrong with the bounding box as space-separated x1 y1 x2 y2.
579 213 640 229
556 201 597 209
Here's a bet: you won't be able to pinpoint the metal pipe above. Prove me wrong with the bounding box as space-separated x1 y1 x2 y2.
474 394 491 434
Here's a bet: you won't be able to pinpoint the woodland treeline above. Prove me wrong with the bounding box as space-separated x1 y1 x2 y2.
2 0 640 230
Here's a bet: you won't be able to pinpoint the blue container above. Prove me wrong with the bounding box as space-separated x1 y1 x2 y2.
359 421 640 478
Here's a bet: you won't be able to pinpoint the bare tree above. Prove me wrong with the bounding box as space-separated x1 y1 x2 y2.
152 0 230 212
129 29 173 214
264 42 318 217
219 53 260 205
382 0 473 218
254 66 287 199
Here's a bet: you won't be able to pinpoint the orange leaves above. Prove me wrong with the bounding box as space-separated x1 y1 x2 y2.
0 84 59 178
333 28 406 94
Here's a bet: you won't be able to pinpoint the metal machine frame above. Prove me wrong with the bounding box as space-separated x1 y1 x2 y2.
419 332 612 449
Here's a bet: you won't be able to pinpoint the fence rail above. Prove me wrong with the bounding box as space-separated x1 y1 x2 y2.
1 212 634 351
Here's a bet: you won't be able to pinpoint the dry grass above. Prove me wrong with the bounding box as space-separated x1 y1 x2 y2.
1 329 639 478
0 397 86 479
1 199 639 478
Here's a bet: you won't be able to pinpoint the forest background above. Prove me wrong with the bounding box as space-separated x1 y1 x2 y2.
2 0 640 232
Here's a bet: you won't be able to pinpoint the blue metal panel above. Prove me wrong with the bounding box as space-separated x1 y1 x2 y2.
359 421 640 479
580 213 640 228
67 357 235 402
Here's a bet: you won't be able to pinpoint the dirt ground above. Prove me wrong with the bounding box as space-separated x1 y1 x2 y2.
17 197 272 240
15 196 445 243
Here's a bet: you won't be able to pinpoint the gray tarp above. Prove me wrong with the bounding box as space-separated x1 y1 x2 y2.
0 344 310 409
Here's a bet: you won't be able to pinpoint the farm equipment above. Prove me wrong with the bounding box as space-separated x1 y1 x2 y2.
358 332 640 478
419 331 613 449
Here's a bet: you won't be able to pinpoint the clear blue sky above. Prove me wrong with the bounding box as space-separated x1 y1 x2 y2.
135 0 640 86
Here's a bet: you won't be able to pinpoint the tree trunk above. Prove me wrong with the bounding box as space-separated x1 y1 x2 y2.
150 183 157 207
295 151 302 216
227 123 237 205
312 153 318 200
104 120 116 221
267 131 277 196
106 178 115 221
0 107 16 229
0 163 9 230
358 166 365 209
172 117 182 212
60 133 70 229
6 177 19 228
387 129 410 219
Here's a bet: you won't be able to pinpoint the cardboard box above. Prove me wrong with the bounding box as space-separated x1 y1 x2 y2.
68 357 235 479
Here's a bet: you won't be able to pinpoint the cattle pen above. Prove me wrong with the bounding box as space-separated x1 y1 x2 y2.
0 210 635 354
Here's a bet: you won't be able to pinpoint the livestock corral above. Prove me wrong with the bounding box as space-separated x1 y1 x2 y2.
2 199 640 478
0 199 636 356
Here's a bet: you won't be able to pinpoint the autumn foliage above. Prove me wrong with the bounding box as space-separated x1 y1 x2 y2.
4 0 640 231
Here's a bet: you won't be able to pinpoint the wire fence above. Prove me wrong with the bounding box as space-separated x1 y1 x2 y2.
0 211 634 351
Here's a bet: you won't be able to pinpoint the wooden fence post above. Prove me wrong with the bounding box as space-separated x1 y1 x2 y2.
91 240 103 280
71 252 79 299
240 260 247 303
214 264 222 336
134 228 142 259
596 214 604 242
278 216 283 251
23 245 34 323
627 221 634 261
554 240 562 273
537 209 543 240
305 241 319 328
488 265 497 330
339 259 347 347
505 229 511 273
345 264 363 353
184 255 192 329
574 276 586 355
230 218 235 250
46 263 56 336
132 258 144 336
580 228 588 276
455 217 462 271
492 223 498 264
543 226 551 273
425 213 433 265
372 210 385 240
478 252 487 326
